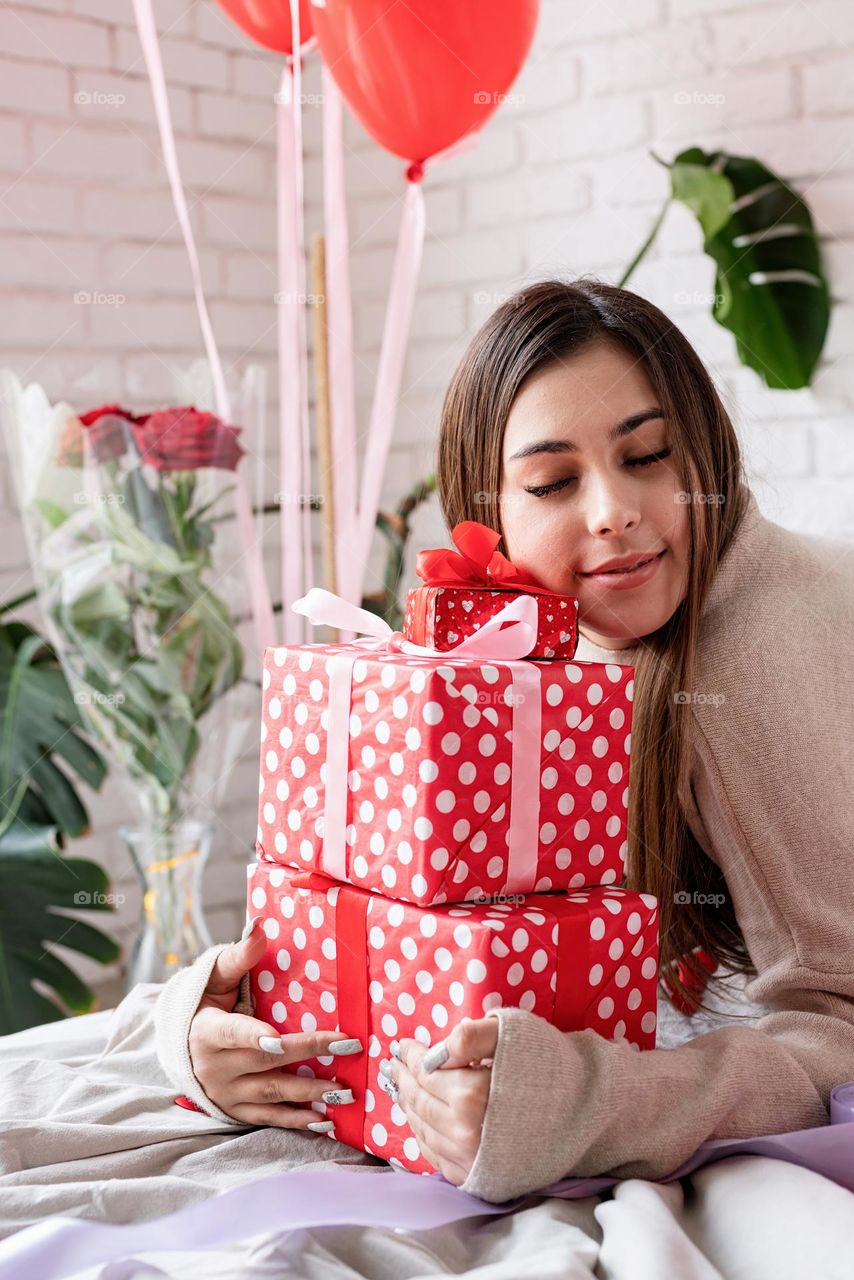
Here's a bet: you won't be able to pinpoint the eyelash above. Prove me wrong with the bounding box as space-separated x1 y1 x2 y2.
524 449 673 498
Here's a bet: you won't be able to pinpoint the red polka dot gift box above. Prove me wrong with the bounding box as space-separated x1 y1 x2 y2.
403 519 579 660
256 632 633 906
246 860 659 1176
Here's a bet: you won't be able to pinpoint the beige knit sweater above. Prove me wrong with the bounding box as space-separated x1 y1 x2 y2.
155 488 854 1204
459 488 854 1200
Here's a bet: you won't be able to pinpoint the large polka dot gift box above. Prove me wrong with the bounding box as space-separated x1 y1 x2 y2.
404 586 579 660
246 861 659 1176
256 641 633 906
404 518 579 659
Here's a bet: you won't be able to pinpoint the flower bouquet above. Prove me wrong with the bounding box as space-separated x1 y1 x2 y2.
0 371 259 985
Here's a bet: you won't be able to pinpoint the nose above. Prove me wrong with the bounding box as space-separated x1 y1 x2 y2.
584 474 641 538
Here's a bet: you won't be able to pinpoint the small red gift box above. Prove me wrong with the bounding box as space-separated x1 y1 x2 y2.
403 520 578 659
246 861 660 1175
256 630 633 904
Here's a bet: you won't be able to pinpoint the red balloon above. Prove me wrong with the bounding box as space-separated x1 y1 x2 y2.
213 0 314 56
311 0 538 164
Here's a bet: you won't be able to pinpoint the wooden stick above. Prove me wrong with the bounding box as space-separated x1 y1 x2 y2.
310 232 338 642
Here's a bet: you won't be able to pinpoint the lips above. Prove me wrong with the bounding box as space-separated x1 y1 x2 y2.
580 550 665 576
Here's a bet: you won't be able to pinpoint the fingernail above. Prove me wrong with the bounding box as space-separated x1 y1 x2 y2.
421 1041 450 1073
258 1035 284 1054
378 1059 393 1080
241 914 264 941
321 1089 354 1105
307 1120 335 1133
390 1040 402 1060
328 1038 362 1055
380 1078 400 1102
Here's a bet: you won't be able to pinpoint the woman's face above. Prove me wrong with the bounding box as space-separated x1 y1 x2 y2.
499 341 691 650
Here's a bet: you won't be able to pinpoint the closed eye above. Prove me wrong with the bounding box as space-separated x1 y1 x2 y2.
524 449 673 498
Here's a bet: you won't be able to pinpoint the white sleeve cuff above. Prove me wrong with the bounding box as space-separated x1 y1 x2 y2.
152 943 248 1125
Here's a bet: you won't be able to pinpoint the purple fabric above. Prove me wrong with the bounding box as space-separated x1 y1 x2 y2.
3 1089 854 1279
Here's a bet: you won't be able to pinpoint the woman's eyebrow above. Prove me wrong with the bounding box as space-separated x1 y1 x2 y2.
507 408 666 461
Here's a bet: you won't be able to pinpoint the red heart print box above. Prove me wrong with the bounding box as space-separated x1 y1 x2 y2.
404 584 579 659
404 518 577 658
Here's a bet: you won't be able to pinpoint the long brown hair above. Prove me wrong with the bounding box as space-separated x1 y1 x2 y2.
436 277 755 1014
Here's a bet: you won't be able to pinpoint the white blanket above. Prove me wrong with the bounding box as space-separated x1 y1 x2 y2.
2 982 854 1279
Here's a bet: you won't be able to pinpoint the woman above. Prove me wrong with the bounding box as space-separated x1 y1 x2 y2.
157 278 854 1205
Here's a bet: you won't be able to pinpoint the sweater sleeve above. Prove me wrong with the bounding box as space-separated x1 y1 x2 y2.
153 943 255 1125
459 701 854 1203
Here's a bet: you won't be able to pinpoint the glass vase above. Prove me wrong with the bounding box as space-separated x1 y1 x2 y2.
120 817 215 990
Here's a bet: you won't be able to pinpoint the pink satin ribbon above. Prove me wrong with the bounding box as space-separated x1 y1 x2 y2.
131 0 276 657
277 2 314 645
345 132 481 615
291 587 543 894
321 66 359 630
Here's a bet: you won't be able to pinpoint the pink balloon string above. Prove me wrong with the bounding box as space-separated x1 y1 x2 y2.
131 0 276 657
347 130 482 612
321 66 359 641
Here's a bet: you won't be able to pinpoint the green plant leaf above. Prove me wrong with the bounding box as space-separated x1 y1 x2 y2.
671 147 830 388
670 156 733 241
0 622 107 838
0 823 120 1033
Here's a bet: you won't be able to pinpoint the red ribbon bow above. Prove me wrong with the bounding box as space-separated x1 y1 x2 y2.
415 520 552 594
663 947 718 1015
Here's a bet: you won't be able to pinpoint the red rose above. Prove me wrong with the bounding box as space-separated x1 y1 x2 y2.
57 403 142 467
133 406 245 473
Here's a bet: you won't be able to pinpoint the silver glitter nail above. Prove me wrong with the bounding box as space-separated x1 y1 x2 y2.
321 1089 354 1105
241 914 264 941
258 1035 284 1055
307 1120 335 1133
380 1078 400 1102
378 1059 393 1080
421 1041 450 1073
328 1038 363 1055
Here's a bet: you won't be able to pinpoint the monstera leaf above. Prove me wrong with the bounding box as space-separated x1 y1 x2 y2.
621 147 830 390
0 619 107 836
0 792 120 1031
0 607 117 1034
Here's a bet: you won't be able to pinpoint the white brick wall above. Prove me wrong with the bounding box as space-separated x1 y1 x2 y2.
0 0 851 1004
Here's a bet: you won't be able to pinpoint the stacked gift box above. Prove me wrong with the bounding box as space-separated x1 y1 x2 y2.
246 521 660 1175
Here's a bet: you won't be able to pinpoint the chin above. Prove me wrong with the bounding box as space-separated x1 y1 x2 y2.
580 604 666 646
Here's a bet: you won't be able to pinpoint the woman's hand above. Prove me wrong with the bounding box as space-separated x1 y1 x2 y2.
188 917 363 1130
383 1015 500 1185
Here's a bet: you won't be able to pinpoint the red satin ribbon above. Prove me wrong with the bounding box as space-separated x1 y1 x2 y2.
291 871 370 1149
415 520 553 594
552 900 591 1031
